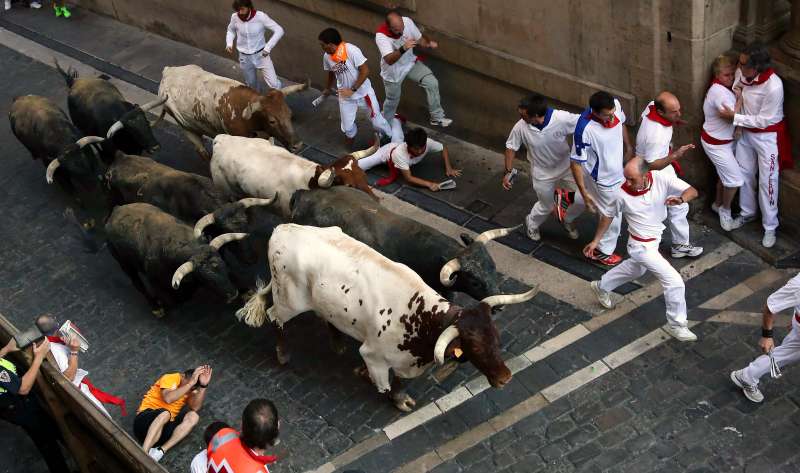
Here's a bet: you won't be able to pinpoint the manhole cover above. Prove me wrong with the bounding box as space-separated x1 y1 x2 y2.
466 200 491 213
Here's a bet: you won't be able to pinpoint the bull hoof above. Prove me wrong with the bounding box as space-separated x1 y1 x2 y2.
276 347 291 365
392 393 417 412
151 308 166 318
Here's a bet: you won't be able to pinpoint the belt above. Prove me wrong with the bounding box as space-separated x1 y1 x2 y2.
240 47 265 55
700 129 733 145
630 233 656 242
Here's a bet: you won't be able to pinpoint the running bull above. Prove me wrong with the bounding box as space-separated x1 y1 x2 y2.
207 134 377 220
55 61 164 159
105 203 247 315
158 65 306 159
237 224 537 411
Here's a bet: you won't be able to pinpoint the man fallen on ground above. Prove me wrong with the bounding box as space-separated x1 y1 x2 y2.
190 420 230 473
134 365 212 462
207 398 281 472
586 156 698 342
356 127 460 191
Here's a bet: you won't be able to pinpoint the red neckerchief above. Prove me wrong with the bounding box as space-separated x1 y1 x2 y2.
740 68 774 86
376 145 401 186
46 336 128 416
376 22 402 39
621 172 652 196
709 77 732 90
590 112 620 129
646 104 673 127
238 8 257 22
246 446 277 465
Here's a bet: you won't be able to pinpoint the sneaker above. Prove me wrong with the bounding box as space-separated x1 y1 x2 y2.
563 221 579 240
730 369 764 403
552 188 572 223
147 447 164 462
719 213 744 232
663 324 697 342
4 0 10 11
29 1 41 8
61 6 70 17
671 243 703 258
763 230 776 248
711 202 719 214
54 5 61 16
525 216 541 241
590 281 614 309
430 117 453 127
587 250 622 266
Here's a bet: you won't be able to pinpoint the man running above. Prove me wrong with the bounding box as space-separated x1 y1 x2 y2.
226 0 284 92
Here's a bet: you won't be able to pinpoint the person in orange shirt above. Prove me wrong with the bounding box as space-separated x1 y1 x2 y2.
207 398 281 472
133 365 212 463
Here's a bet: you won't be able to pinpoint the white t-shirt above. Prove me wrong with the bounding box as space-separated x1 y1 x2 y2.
733 70 784 130
766 273 800 315
506 109 580 181
190 450 207 473
375 16 423 83
635 101 673 164
380 138 444 170
323 43 371 100
225 11 284 55
50 342 110 417
616 169 690 240
702 83 736 141
570 98 627 187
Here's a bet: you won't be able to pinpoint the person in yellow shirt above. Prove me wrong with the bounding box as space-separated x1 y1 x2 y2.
133 365 212 463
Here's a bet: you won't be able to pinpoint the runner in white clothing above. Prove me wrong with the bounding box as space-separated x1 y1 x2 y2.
702 54 745 231
719 42 793 248
731 272 800 403
318 28 402 147
586 157 698 342
502 93 581 241
225 0 284 92
635 92 701 259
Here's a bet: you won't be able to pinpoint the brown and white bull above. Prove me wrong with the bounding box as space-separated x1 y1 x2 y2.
158 65 306 159
208 135 377 220
237 224 537 411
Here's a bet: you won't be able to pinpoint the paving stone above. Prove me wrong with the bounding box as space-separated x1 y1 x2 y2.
546 416 577 440
566 441 602 466
592 406 632 432
538 440 569 462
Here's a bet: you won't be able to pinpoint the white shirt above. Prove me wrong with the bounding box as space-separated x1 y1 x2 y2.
323 43 371 100
635 101 673 164
190 450 207 473
733 70 784 130
702 83 736 140
375 16 423 83
506 110 580 181
767 273 800 315
570 98 627 187
226 11 284 55
375 138 444 170
616 170 690 240
50 342 110 417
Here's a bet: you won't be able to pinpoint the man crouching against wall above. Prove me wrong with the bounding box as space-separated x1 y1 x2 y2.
134 365 212 462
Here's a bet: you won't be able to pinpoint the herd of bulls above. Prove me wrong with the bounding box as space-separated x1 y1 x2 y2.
9 63 537 411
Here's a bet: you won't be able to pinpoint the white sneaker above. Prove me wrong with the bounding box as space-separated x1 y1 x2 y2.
430 117 453 127
525 222 540 241
671 243 703 258
29 1 41 8
719 212 744 232
563 221 579 240
590 281 614 309
4 0 10 11
663 324 697 342
763 230 776 248
730 369 764 403
147 447 164 462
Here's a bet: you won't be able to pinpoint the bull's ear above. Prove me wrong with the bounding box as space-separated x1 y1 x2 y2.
460 233 474 246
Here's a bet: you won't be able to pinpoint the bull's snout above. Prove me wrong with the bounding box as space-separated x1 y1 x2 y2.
489 368 512 388
290 141 304 153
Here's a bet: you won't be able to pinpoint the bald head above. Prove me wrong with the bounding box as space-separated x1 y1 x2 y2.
654 92 681 124
386 11 404 35
623 157 649 191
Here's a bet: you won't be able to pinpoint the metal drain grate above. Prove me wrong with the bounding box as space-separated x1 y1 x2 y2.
466 199 490 214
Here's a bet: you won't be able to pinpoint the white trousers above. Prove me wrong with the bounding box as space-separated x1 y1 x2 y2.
239 51 282 92
599 238 688 328
702 139 744 188
654 166 690 245
527 167 581 229
736 130 780 231
339 87 402 142
569 171 622 255
357 137 422 172
742 315 800 385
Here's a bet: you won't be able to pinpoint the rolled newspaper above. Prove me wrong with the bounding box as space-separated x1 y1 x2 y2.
59 320 89 353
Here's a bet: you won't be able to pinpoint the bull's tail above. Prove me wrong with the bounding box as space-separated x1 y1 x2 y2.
53 58 78 88
236 277 272 327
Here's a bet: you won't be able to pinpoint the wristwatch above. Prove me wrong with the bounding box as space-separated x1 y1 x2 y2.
351 85 359 92
398 45 407 54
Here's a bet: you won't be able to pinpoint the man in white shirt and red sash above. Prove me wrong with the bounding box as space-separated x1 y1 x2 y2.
375 10 452 127
503 93 582 241
225 0 284 92
635 92 702 258
586 157 698 342
702 54 745 231
720 42 793 248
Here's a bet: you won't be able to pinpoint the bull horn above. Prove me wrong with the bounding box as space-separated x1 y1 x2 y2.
481 287 538 309
350 134 380 160
171 261 195 289
193 213 215 238
76 135 104 148
279 81 308 96
45 159 61 184
474 224 523 245
209 232 249 250
107 120 124 138
439 258 461 287
318 168 334 188
237 194 277 209
149 107 167 128
434 325 460 365
140 95 168 112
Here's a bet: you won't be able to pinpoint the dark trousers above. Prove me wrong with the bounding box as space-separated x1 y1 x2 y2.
1 395 71 473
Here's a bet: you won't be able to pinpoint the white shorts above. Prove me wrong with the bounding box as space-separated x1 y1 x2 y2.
702 139 743 188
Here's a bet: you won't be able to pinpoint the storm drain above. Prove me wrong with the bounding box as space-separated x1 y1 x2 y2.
466 199 491 214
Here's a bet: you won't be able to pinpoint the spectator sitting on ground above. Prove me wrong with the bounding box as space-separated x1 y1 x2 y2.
134 365 212 463
34 314 126 418
356 127 461 191
207 398 281 472
190 420 230 473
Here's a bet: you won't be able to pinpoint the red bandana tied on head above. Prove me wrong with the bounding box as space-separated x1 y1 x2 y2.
646 104 673 127
590 113 620 129
740 68 774 86
621 172 653 196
